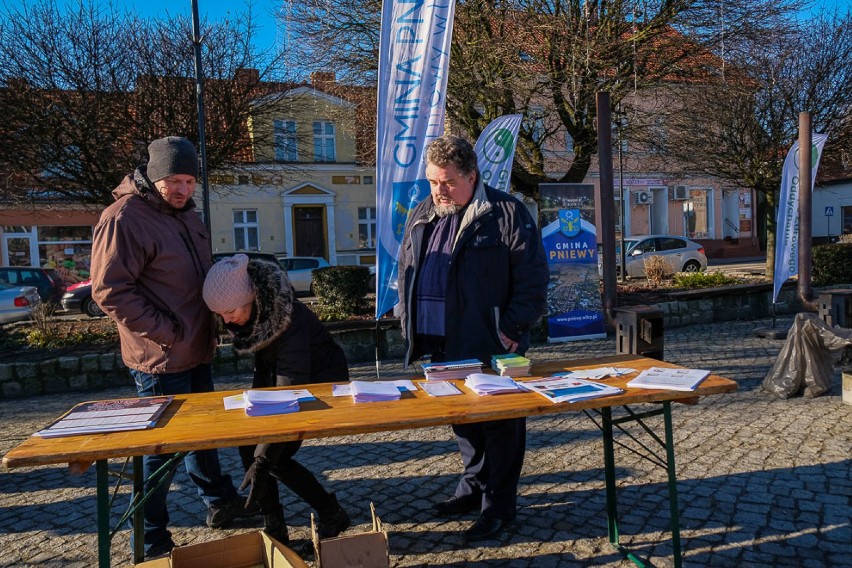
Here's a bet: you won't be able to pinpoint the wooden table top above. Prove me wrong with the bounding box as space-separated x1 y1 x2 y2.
2 354 737 470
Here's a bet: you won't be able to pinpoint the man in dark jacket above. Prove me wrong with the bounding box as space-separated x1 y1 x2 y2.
397 135 548 540
91 137 254 559
203 254 351 544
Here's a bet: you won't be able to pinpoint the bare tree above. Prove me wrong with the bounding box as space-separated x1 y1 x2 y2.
0 0 293 206
657 9 852 274
284 0 804 196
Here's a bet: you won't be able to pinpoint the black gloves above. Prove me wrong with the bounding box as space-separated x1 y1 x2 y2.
240 455 272 509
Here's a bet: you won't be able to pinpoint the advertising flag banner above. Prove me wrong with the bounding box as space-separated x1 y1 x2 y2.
539 183 606 341
474 114 523 192
374 0 456 319
772 133 828 303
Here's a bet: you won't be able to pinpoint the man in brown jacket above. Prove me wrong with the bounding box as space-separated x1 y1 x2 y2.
91 136 255 560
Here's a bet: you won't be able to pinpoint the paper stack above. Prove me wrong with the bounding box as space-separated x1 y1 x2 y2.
520 377 623 404
243 389 301 416
491 354 532 377
464 373 523 395
626 367 710 391
350 380 402 403
422 359 483 380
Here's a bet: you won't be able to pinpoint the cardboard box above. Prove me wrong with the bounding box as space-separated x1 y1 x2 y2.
312 503 389 568
136 531 308 568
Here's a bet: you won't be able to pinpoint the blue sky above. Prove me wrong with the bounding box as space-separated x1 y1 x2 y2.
8 0 849 57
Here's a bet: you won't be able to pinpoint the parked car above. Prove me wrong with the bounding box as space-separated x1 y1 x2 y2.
618 235 707 278
0 267 66 305
276 256 331 295
211 251 279 265
0 282 41 324
60 280 105 318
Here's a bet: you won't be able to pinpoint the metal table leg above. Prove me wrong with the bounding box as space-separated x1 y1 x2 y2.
96 460 110 568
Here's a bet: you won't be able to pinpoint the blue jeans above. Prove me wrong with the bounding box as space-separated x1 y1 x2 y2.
130 364 238 556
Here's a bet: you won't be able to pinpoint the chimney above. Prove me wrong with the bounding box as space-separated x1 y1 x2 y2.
310 72 336 89
234 67 260 85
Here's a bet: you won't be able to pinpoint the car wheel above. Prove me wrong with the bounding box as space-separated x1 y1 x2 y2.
682 260 701 273
83 296 105 318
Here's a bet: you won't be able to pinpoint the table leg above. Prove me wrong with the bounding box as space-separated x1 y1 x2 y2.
96 460 111 568
132 456 145 564
601 407 619 543
663 402 683 568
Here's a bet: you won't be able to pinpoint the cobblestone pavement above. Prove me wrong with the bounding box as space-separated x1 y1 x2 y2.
1 316 850 567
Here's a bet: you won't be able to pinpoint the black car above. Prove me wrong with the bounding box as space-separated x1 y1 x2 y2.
60 279 105 318
0 266 67 305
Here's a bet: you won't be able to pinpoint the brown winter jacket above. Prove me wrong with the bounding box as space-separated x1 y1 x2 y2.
91 170 216 374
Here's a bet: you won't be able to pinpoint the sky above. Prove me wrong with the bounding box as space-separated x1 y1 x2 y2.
7 0 849 58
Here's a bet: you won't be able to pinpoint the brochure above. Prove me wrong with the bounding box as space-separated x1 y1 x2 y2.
422 359 483 380
556 367 636 380
332 380 418 397
491 354 532 377
350 380 402 403
626 367 711 391
520 377 623 404
420 381 463 397
34 396 174 438
464 373 523 395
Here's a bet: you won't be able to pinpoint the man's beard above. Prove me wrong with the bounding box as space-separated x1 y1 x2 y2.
434 203 462 217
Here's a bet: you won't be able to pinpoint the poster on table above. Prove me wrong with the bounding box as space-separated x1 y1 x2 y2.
539 183 606 342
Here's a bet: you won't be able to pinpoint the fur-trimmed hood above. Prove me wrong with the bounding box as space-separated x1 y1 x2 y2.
231 259 294 354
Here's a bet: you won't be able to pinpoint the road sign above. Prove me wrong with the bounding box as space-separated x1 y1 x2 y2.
825 206 834 217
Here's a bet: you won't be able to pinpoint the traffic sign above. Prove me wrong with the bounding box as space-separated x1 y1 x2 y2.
825 206 834 217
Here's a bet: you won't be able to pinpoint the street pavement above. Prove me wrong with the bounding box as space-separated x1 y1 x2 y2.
1 315 850 567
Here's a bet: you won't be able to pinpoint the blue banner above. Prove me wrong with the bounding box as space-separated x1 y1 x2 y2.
374 0 456 319
539 183 605 342
474 114 523 192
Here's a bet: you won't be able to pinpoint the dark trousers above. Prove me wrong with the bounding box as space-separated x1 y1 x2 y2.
451 417 527 520
238 441 333 517
130 364 237 556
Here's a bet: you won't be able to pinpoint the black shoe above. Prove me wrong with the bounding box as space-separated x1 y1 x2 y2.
317 493 351 539
144 540 174 561
206 497 261 529
433 494 480 517
263 504 289 544
465 515 511 541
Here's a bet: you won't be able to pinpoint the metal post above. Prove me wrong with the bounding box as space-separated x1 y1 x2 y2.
617 113 626 281
596 92 617 321
96 460 110 568
191 0 212 240
797 113 816 311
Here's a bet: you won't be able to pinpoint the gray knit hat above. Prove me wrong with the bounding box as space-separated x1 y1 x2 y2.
146 136 199 182
203 254 256 313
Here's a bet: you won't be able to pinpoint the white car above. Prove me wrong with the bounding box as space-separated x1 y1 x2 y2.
0 282 41 324
276 256 331 295
618 235 707 278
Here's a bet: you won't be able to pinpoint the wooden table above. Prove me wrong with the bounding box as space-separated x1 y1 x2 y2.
2 354 737 567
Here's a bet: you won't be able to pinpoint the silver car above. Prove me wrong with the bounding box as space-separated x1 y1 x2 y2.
276 256 331 295
0 282 41 324
618 235 707 278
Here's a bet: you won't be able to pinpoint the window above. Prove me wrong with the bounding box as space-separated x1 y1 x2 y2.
274 120 298 161
233 209 259 251
683 189 710 239
332 175 360 184
656 237 686 251
358 207 376 249
565 133 574 154
313 121 336 162
843 206 852 235
363 175 374 185
37 225 93 285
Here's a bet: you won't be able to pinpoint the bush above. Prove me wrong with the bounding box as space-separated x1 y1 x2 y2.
672 270 740 288
312 265 371 320
643 255 671 287
812 243 852 286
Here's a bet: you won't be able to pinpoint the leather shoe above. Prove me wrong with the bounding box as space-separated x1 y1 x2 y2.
433 494 480 516
465 515 511 541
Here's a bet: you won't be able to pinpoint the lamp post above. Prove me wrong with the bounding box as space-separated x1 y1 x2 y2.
190 0 212 239
614 108 627 281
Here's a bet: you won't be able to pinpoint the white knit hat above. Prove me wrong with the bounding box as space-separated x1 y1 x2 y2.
203 254 256 313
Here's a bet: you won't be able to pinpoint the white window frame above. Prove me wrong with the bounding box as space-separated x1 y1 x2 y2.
274 119 298 161
358 207 376 249
313 120 336 162
233 209 260 251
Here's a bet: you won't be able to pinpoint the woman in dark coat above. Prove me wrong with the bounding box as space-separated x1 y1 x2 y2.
203 254 350 543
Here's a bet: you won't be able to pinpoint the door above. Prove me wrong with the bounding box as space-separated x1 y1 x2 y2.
650 187 669 234
3 235 34 266
293 206 326 258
